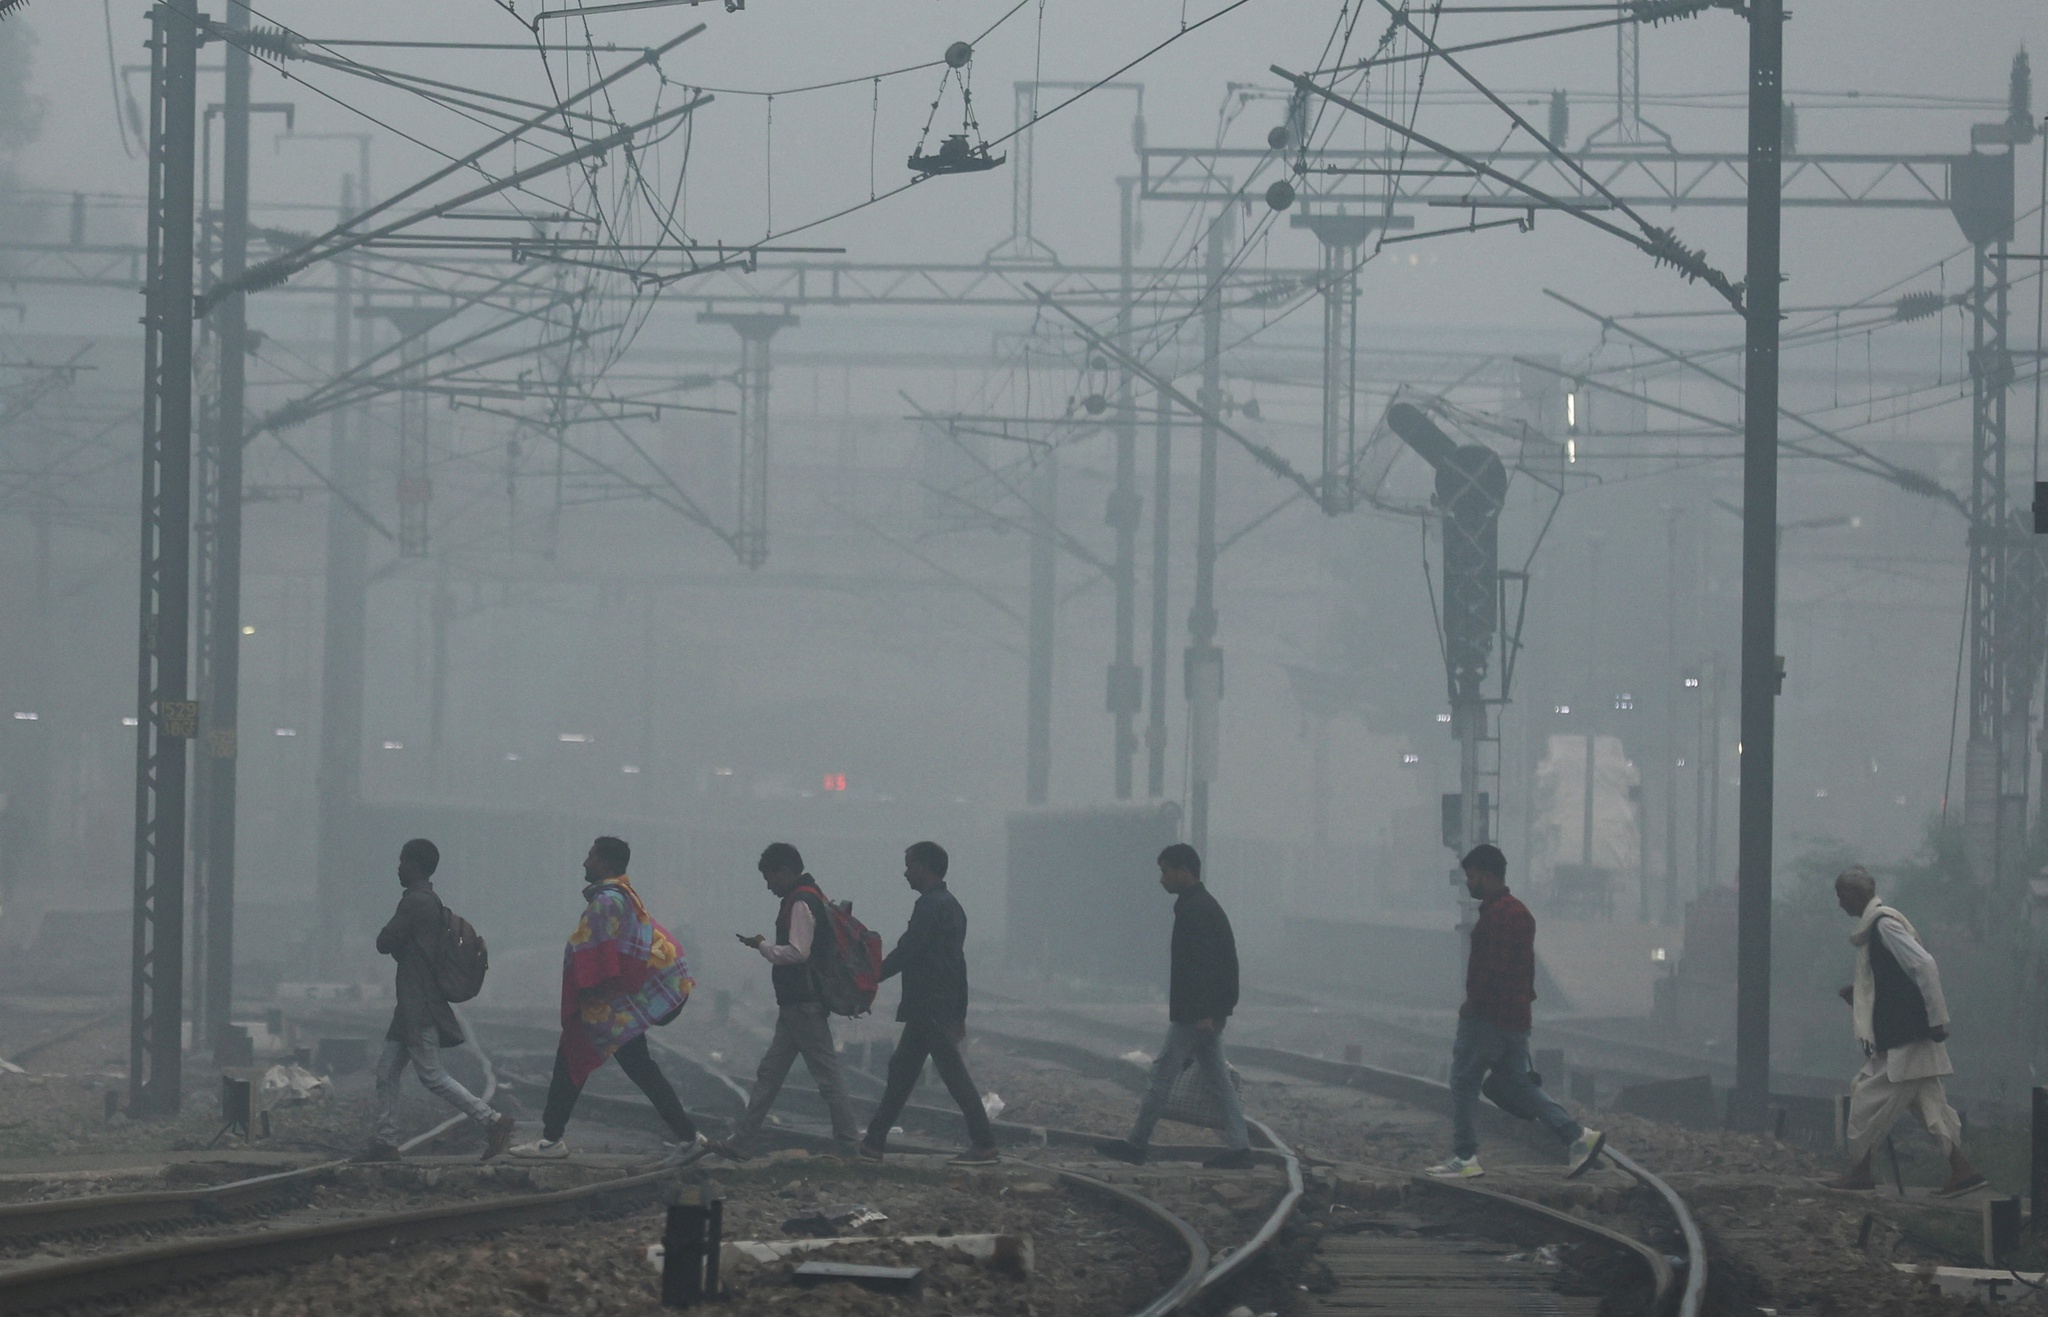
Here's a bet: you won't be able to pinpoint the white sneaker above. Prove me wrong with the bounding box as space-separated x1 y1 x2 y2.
1426 1155 1484 1179
662 1134 709 1164
1565 1128 1607 1179
509 1138 569 1160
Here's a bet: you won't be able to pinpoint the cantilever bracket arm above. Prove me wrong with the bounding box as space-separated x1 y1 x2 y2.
1028 286 1323 504
1269 65 1744 313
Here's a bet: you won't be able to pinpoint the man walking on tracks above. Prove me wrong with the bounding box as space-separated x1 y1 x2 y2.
1827 865 1985 1196
1095 843 1254 1170
362 838 515 1162
510 836 704 1161
708 843 862 1157
1428 844 1604 1181
858 841 1000 1165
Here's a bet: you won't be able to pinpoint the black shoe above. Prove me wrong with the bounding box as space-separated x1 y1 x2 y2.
856 1141 886 1163
1094 1138 1147 1165
1203 1148 1255 1170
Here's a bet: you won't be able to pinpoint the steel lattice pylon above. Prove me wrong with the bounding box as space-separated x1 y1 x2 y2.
130 1 200 1117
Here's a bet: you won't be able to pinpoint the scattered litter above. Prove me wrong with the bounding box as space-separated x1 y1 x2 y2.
258 1063 332 1107
981 1091 1006 1120
782 1203 888 1236
793 1260 922 1293
0 1058 24 1075
1120 1050 1154 1067
710 1232 1032 1277
708 1050 724 1062
1224 1307 1277 1317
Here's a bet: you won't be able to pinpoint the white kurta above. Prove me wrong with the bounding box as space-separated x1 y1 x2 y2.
1844 913 1962 1157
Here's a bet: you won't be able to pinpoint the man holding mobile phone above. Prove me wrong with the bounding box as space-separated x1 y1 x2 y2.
707 843 861 1158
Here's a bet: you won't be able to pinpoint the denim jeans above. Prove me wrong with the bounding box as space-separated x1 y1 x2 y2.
374 1027 496 1145
1127 1020 1249 1152
731 1002 859 1144
1449 1016 1580 1159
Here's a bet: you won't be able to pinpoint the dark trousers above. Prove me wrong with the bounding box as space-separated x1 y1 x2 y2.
541 1034 698 1144
863 1017 995 1151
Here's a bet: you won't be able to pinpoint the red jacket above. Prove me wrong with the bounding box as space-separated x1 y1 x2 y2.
1463 890 1535 1033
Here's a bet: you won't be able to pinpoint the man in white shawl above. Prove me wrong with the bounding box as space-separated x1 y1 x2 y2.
1828 866 1985 1196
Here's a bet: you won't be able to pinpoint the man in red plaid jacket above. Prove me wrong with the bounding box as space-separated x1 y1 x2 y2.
1427 844 1606 1181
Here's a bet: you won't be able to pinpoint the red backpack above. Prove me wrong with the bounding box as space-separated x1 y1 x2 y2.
801 884 883 1017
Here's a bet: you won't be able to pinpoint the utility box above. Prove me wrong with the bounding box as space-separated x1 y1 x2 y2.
1005 803 1182 985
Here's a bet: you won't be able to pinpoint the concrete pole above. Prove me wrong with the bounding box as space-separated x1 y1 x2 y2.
1187 207 1233 853
1109 180 1142 798
1026 448 1058 805
1147 393 1172 798
1664 510 1681 923
314 180 366 977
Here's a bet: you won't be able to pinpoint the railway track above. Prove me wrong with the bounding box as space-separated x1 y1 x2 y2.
0 1000 1703 1316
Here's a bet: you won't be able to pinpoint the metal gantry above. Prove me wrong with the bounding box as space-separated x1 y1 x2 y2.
130 0 201 1116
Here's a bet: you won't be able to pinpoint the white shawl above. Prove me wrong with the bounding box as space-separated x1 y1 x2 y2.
1849 896 1951 1082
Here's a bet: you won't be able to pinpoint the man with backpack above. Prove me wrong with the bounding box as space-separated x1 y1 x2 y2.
510 836 703 1160
709 842 862 1157
858 841 999 1164
362 838 514 1162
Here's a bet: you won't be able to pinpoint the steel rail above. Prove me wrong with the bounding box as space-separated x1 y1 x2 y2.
990 1009 1708 1316
0 1163 685 1312
0 1160 335 1243
1054 1168 1211 1317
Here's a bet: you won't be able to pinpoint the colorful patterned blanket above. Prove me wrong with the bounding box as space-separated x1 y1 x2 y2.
560 877 692 1085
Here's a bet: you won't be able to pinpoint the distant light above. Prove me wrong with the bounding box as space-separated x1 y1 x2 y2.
11 711 38 721
622 764 641 774
1815 788 1828 798
1566 392 1577 429
241 624 256 636
558 733 592 744
1651 947 1668 963
1436 713 1452 724
274 727 297 737
713 766 735 777
122 716 140 727
382 740 404 750
1676 757 1686 768
1683 676 1701 689
1613 693 1634 711
1894 795 1907 806
1401 753 1421 765
1850 515 1863 528
823 773 847 792
1566 437 1577 464
504 752 521 762
1553 704 1571 715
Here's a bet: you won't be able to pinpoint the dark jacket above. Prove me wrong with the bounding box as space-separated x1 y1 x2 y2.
771 881 832 1007
1168 884 1239 1025
1868 925 1936 1052
378 882 462 1047
881 881 969 1029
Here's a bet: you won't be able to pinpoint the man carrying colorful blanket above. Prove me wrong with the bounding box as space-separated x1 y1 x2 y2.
511 836 704 1160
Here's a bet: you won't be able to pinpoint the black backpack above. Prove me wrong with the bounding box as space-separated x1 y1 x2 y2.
430 906 490 1003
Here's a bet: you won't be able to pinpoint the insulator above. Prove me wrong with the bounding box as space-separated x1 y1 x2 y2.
1893 291 1944 322
1627 0 1713 26
242 24 302 58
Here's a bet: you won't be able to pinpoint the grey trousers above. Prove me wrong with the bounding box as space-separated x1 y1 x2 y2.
731 1002 859 1143
374 1028 495 1146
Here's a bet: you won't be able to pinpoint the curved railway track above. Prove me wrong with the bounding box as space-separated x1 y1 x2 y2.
0 1002 1703 1316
